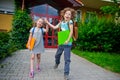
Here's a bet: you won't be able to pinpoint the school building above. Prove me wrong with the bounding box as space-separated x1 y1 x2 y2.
0 0 114 48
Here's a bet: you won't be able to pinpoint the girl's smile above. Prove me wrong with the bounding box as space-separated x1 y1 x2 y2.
37 19 43 27
64 11 72 21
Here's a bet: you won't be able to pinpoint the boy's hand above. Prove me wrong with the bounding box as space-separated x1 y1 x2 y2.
64 40 69 44
44 18 48 24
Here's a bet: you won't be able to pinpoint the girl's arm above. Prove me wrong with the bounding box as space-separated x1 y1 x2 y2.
45 19 60 30
65 23 73 44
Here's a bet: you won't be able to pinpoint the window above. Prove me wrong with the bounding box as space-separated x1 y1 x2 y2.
31 4 47 14
31 4 58 16
48 6 58 16
0 10 14 14
85 11 96 23
75 10 82 22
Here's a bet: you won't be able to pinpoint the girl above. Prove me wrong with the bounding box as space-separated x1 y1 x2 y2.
27 18 48 78
45 7 76 80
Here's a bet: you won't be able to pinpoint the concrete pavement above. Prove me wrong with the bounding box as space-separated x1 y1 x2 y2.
0 49 120 80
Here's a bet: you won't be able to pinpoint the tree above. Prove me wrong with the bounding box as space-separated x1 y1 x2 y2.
100 0 120 24
9 0 32 49
100 0 119 15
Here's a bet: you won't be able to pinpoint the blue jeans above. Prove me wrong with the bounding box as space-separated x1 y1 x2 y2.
55 45 72 75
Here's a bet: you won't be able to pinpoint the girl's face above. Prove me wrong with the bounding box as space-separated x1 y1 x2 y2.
64 10 72 21
36 19 43 27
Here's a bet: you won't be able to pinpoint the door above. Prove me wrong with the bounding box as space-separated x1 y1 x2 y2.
31 4 60 48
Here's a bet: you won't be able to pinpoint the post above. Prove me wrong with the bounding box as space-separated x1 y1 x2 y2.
22 0 24 11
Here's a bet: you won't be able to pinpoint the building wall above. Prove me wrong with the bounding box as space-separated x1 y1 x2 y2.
0 7 102 32
79 7 101 22
0 0 14 12
0 14 13 31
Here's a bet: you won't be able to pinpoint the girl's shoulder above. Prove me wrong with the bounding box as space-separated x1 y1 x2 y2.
31 26 36 29
30 27 36 32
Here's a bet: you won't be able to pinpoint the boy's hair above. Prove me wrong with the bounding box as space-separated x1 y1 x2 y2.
60 7 76 20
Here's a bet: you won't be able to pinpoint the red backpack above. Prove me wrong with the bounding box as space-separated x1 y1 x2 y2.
72 21 78 41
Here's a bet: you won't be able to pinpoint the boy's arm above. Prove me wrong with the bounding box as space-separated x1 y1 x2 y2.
65 24 73 44
45 19 60 29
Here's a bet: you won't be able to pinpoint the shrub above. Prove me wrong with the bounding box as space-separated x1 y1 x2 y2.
0 32 18 60
0 32 9 59
77 15 120 53
10 10 32 49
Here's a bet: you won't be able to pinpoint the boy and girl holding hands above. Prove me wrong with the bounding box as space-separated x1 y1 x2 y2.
27 7 76 80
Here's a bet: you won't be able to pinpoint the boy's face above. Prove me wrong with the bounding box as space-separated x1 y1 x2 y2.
64 11 72 21
37 19 43 27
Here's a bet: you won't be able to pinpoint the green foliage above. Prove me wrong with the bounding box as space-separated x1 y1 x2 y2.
0 0 32 60
100 0 119 17
0 32 17 59
72 49 120 73
76 15 120 53
0 32 9 44
14 0 30 13
14 0 21 10
0 32 9 59
100 6 119 15
10 10 32 49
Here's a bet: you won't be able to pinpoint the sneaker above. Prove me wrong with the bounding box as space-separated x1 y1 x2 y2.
29 71 34 78
54 64 58 69
36 66 41 72
64 75 69 80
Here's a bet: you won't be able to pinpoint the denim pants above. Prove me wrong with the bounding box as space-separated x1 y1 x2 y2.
55 45 72 75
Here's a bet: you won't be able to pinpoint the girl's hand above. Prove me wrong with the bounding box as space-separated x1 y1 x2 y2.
28 44 30 50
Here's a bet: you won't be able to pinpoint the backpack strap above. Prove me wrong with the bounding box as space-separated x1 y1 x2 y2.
40 27 44 44
32 27 44 36
32 27 35 36
40 27 44 35
67 20 74 30
59 22 62 31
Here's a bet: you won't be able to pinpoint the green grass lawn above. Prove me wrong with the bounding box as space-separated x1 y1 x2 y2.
72 49 120 73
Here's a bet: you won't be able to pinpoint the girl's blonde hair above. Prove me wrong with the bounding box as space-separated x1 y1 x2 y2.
60 7 76 20
32 18 46 27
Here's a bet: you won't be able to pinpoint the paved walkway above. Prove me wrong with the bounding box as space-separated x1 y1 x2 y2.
0 49 120 80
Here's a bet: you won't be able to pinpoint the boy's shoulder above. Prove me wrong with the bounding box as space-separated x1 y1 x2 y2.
61 20 73 23
69 20 73 24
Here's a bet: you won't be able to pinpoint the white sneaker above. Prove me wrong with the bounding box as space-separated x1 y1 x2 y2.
54 64 58 69
64 75 69 80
